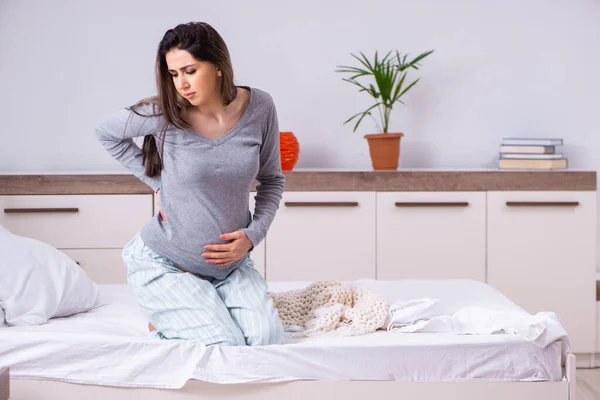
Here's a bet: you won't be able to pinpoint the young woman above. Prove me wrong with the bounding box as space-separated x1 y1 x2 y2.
95 21 285 346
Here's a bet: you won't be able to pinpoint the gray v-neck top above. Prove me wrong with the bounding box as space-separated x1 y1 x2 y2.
95 87 285 279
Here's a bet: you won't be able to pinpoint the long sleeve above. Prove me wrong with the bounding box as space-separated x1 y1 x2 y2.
94 103 162 192
242 101 285 248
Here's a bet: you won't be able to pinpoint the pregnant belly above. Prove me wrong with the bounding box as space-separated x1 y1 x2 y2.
161 211 250 270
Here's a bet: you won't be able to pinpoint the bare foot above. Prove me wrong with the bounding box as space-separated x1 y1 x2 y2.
148 322 156 332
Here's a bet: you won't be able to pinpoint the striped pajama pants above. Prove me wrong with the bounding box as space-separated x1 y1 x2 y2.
121 232 284 346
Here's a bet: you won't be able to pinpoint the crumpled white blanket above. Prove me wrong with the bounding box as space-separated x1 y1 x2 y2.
386 297 570 353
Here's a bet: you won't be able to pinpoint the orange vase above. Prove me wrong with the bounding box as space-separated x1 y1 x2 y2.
280 131 300 171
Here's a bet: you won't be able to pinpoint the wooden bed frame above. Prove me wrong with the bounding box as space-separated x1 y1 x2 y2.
8 354 576 400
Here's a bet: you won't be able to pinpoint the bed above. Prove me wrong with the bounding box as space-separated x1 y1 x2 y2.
1 279 576 400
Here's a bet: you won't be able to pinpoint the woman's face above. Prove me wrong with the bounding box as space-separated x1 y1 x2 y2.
165 48 222 106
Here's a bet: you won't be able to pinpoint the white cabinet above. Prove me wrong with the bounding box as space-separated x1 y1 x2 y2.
0 195 152 248
487 191 597 354
5 185 597 354
265 192 376 281
61 249 126 284
377 192 486 280
1 194 153 285
248 192 266 277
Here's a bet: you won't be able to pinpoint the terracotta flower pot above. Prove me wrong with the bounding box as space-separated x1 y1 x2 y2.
364 133 404 170
280 131 300 171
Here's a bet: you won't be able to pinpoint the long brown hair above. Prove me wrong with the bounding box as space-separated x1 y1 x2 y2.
128 21 237 177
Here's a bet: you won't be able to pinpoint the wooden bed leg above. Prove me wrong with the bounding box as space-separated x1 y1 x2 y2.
0 368 8 400
566 354 576 400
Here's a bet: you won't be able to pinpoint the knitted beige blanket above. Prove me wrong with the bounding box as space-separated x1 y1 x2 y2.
269 281 390 337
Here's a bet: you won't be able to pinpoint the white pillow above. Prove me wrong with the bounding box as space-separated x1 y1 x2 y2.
0 231 99 326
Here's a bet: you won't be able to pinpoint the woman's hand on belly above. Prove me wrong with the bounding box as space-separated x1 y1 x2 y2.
202 230 253 267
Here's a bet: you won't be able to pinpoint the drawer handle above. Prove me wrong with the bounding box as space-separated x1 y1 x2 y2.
4 207 80 214
284 202 359 207
505 201 579 207
395 202 469 207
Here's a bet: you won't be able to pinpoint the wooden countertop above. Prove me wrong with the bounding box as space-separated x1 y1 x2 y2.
280 170 597 192
0 170 596 194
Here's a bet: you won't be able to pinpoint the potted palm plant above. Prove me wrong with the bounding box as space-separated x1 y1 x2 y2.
336 49 434 170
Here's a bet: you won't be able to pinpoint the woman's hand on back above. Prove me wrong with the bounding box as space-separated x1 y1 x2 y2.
156 189 166 222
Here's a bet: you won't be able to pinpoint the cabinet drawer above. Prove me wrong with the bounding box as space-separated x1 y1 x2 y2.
487 191 596 353
266 192 376 281
62 249 127 284
0 195 152 248
377 192 486 280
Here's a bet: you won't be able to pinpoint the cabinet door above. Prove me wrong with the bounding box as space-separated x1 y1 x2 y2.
0 195 152 248
265 192 376 281
377 192 486 280
248 192 266 278
62 249 126 284
487 191 596 354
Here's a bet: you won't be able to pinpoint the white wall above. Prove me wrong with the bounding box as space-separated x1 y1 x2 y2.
2 0 599 172
1 1 600 265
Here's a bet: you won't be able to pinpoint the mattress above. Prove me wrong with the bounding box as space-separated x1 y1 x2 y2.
0 280 567 389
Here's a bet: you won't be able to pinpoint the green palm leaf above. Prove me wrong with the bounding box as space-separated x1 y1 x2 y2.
335 49 434 134
343 102 383 132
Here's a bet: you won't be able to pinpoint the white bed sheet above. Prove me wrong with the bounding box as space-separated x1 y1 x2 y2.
0 280 567 389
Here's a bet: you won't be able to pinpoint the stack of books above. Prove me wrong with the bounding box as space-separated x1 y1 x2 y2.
498 138 567 170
